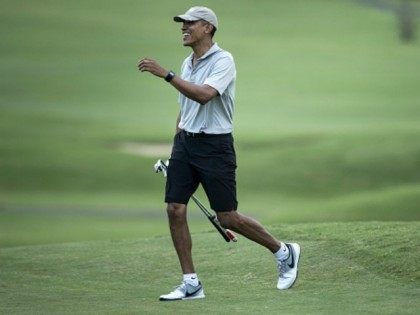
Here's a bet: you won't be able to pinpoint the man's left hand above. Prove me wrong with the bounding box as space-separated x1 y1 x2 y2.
138 58 168 78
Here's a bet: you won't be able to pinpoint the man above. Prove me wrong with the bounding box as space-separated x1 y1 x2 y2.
138 6 300 301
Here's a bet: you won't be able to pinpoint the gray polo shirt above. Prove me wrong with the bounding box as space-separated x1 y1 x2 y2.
178 43 236 134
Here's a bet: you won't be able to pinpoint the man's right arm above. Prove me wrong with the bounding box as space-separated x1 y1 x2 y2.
169 77 218 105
138 58 218 105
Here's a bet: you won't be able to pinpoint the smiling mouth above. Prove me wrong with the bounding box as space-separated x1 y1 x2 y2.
183 33 190 40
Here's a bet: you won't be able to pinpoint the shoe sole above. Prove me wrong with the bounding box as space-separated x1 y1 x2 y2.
183 290 205 300
159 289 205 301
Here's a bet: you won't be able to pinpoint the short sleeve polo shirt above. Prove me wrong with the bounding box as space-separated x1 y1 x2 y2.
177 43 236 134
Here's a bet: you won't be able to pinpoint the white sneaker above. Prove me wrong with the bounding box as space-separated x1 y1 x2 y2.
277 243 300 290
159 281 205 301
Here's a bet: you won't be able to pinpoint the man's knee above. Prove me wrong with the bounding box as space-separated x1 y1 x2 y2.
167 203 187 221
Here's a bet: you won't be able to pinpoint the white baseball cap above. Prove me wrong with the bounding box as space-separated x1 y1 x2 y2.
173 6 218 29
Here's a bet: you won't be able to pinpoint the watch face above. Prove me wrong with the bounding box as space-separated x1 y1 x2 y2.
165 71 175 82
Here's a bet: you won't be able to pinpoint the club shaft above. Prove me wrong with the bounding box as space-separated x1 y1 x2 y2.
190 195 231 242
191 195 212 217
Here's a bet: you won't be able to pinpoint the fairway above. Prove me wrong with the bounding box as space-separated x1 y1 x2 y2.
1 222 419 314
1 0 420 313
1 0 419 246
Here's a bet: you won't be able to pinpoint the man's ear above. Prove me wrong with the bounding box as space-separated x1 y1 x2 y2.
205 22 213 34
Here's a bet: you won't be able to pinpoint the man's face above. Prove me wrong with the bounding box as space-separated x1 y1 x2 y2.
181 20 211 46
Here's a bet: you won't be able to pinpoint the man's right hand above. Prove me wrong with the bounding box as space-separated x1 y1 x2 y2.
137 58 168 78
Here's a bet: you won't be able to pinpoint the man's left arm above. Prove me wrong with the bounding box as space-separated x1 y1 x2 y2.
138 58 217 105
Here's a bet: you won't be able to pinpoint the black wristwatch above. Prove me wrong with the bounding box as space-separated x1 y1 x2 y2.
164 70 175 82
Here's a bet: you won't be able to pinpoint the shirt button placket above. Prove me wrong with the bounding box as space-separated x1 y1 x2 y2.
190 67 196 82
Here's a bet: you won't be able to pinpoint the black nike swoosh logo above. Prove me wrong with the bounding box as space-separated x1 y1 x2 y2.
287 245 294 268
185 285 202 297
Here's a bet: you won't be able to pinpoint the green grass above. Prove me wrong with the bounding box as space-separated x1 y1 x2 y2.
0 1 420 312
1 0 419 216
1 222 419 314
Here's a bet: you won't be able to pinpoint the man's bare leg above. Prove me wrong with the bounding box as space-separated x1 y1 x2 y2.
217 210 301 290
216 211 281 253
166 202 195 273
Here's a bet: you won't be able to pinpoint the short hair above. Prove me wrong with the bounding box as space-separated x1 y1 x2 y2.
210 26 217 38
200 20 217 38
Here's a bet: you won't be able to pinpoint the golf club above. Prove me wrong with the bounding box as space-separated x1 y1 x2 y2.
154 159 237 242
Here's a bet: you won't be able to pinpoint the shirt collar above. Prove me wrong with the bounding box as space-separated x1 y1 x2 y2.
188 42 221 64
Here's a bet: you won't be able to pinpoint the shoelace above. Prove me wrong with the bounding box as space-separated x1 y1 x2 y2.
278 260 288 275
170 282 187 294
278 253 292 275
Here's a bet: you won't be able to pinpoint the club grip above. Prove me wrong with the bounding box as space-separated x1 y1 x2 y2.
207 215 231 242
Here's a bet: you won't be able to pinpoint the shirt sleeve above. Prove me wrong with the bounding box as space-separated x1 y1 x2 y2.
203 54 236 96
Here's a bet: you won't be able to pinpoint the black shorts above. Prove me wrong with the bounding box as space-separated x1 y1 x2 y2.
165 130 238 212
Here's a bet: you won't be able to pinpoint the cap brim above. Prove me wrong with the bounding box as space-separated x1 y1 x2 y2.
173 14 200 22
